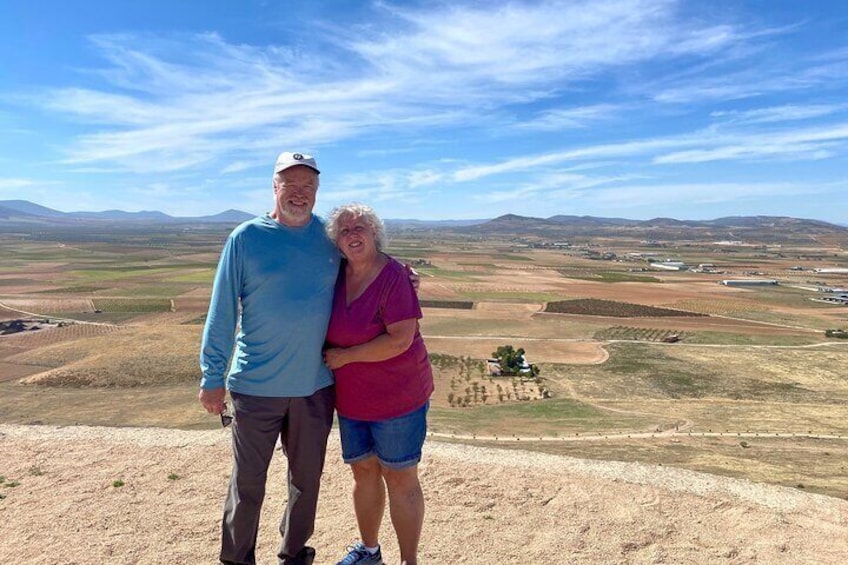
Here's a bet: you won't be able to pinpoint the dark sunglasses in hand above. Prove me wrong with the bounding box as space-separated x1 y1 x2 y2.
220 402 234 428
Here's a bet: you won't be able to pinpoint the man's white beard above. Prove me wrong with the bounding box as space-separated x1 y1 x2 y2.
278 203 311 225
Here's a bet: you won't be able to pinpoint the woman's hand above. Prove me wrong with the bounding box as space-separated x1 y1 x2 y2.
324 347 349 369
324 320 417 369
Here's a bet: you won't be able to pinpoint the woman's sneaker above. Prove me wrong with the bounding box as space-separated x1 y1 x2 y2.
335 542 383 565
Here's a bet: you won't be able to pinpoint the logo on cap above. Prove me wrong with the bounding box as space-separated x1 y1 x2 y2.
293 153 304 160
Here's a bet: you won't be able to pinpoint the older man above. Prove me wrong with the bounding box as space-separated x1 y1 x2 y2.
199 151 339 565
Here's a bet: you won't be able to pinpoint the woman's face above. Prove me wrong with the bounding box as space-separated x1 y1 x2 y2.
336 214 378 261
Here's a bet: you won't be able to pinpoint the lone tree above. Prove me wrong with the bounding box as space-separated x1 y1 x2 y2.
492 344 536 376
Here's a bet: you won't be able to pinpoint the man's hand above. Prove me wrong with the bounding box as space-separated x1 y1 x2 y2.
198 387 226 414
405 265 421 292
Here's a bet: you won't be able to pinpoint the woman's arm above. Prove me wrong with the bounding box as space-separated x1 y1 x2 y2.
324 318 417 369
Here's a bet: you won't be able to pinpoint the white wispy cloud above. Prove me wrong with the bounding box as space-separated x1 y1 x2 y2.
457 179 839 220
517 104 623 131
711 104 846 124
220 161 260 175
650 50 848 105
655 122 848 164
470 169 650 204
446 118 848 181
354 0 737 87
588 181 831 209
0 178 44 189
7 0 845 222
22 0 756 174
406 169 445 188
451 137 686 182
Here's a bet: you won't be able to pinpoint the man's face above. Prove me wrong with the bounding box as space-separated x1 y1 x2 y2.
273 165 319 227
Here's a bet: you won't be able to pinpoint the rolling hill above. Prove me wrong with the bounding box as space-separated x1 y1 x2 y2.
2 200 847 245
0 200 254 225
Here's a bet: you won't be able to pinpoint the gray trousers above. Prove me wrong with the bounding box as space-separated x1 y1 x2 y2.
220 386 335 565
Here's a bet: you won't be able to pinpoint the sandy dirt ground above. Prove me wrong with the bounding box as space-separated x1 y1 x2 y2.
424 336 608 364
1 424 847 564
473 302 543 314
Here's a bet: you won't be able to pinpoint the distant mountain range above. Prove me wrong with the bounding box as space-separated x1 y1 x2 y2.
0 200 255 225
2 200 847 244
466 212 847 232
452 213 848 245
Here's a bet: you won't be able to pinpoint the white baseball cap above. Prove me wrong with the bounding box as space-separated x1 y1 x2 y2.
274 151 320 174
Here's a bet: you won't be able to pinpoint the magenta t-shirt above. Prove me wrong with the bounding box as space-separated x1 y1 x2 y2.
326 257 434 421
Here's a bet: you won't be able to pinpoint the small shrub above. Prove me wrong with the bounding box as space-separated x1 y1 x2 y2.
419 299 473 310
112 480 125 488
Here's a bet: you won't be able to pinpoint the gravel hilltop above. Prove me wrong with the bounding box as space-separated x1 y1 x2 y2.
1 424 847 564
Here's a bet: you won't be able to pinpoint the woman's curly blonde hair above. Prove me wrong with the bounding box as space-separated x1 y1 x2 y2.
325 202 387 251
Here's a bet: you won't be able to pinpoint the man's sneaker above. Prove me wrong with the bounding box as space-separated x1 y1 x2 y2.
335 542 383 565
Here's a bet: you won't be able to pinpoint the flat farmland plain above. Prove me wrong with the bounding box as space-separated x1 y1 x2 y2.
1 227 848 498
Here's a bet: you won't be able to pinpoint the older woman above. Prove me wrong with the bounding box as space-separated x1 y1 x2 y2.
323 203 433 565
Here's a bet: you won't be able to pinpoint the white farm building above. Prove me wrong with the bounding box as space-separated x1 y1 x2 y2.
651 261 687 271
721 279 779 286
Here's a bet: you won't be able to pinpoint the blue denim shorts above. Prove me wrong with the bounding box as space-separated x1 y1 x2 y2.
338 402 429 469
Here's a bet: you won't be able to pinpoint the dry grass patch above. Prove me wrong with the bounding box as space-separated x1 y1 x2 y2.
593 326 691 342
0 323 121 348
473 301 542 314
424 336 606 365
0 345 28 360
0 304 23 320
174 287 212 299
534 312 820 338
172 295 211 311
486 435 848 499
0 362 46 383
10 326 200 387
664 346 848 392
126 312 207 326
591 399 848 436
673 297 769 316
420 306 613 340
0 298 94 313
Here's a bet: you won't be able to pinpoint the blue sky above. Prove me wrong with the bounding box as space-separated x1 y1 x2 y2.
1 0 847 223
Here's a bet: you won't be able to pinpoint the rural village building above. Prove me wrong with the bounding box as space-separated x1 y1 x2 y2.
721 279 779 286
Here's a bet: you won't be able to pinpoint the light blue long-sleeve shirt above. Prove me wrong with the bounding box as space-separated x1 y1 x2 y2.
199 214 340 397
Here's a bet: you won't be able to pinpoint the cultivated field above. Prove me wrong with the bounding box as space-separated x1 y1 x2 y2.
1 225 848 501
